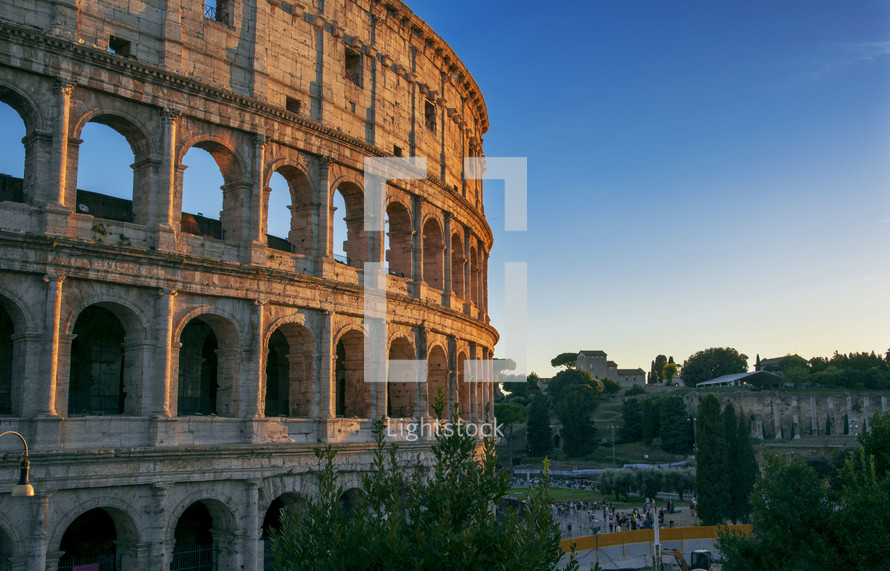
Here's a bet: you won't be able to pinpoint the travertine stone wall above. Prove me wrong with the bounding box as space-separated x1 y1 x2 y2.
0 0 496 568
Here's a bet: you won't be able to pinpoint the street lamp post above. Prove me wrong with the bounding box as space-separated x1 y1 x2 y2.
0 431 34 497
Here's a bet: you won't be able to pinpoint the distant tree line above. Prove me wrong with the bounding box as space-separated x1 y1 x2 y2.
763 350 890 390
619 395 695 454
599 467 696 504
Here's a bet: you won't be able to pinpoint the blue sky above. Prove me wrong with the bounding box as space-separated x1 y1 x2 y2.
1 1 888 379
410 1 890 376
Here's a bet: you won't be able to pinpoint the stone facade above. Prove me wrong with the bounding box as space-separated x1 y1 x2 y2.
0 0 496 568
576 351 643 388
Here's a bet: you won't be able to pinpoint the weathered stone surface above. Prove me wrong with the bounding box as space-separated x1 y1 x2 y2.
0 0 496 567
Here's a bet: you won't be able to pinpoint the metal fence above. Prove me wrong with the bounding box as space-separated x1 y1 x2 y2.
170 543 213 571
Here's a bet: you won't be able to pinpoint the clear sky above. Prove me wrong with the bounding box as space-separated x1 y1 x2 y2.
408 0 890 377
1 1 888 380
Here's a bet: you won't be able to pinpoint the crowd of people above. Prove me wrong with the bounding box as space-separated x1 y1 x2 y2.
549 498 682 538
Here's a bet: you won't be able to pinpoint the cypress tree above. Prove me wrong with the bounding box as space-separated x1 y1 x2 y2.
526 393 553 457
696 394 730 524
734 410 758 523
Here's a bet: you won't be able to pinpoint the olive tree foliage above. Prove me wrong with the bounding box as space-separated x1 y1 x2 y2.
272 413 577 570
681 347 748 387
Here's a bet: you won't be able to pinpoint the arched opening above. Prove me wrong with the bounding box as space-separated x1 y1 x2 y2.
177 314 240 417
339 488 363 521
0 100 26 203
68 306 129 415
451 233 465 298
387 337 415 418
331 182 365 268
178 319 217 416
261 493 304 571
75 117 149 224
469 246 479 306
180 143 235 240
422 218 444 290
0 305 13 415
427 345 448 418
334 330 371 418
170 502 214 571
265 323 314 418
58 508 124 570
385 201 412 278
457 351 469 419
264 330 289 416
268 166 313 256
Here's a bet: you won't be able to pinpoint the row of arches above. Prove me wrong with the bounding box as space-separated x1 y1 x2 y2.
0 294 491 420
0 87 489 307
12 489 329 570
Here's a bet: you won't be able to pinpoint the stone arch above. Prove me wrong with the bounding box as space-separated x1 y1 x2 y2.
334 328 371 418
168 497 239 571
422 216 445 290
387 336 416 418
177 136 246 242
263 321 314 418
427 344 449 418
55 504 141 570
451 231 465 299
0 516 23 568
70 111 155 225
0 291 30 416
385 199 412 278
0 82 46 204
65 301 147 416
176 312 242 417
260 492 305 570
330 179 366 267
339 488 363 520
265 163 314 256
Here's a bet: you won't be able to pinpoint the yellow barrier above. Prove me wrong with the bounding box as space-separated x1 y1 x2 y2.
560 524 752 560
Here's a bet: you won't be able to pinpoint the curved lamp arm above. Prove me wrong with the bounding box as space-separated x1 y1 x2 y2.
0 431 33 497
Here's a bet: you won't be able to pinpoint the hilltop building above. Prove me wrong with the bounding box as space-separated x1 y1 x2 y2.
576 350 644 388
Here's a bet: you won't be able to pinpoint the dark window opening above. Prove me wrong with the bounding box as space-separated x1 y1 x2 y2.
264 330 289 417
285 97 302 114
345 49 362 87
425 100 436 133
393 145 403 157
178 320 219 416
108 36 131 57
68 306 126 416
58 508 117 571
171 503 214 571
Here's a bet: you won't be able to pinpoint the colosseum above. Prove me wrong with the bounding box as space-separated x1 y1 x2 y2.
0 0 497 567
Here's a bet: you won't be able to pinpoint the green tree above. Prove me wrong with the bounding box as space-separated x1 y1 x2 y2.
634 469 663 500
619 398 643 443
547 368 602 404
662 361 679 384
659 396 693 454
272 417 576 570
550 352 577 370
641 398 660 446
653 355 668 383
732 410 758 523
526 393 553 457
556 385 598 457
601 377 621 398
495 402 528 468
663 468 696 501
613 469 635 503
625 384 646 396
681 347 748 387
695 394 730 524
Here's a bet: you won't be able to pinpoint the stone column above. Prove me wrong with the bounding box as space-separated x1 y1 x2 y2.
24 492 51 571
245 301 265 423
243 480 261 571
410 195 423 298
149 483 172 569
246 134 271 265
42 80 75 234
318 311 334 419
36 275 63 417
153 108 180 252
417 326 429 421
442 212 452 305
315 156 333 276
152 290 177 422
